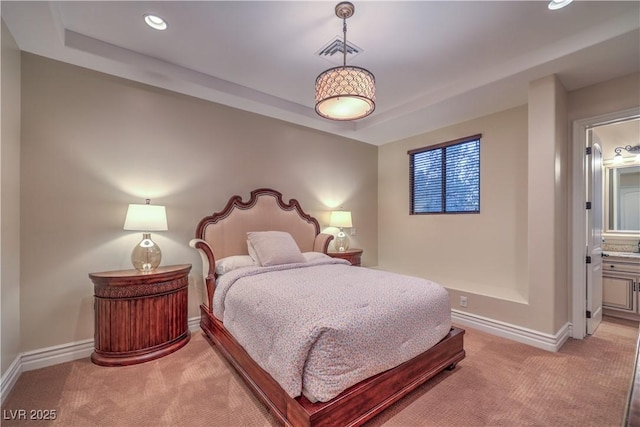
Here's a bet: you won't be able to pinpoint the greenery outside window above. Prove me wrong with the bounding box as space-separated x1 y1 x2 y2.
409 134 481 214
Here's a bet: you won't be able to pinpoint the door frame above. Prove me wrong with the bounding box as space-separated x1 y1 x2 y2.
571 106 639 339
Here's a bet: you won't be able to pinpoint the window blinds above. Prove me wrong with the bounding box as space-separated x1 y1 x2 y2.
409 135 480 214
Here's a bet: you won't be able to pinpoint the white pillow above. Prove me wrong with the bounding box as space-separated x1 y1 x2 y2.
215 255 256 275
247 240 259 263
246 231 305 266
303 252 331 262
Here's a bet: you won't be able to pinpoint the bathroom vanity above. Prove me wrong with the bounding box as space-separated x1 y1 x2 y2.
603 252 640 320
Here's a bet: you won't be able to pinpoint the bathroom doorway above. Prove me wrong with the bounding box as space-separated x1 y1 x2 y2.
571 107 640 339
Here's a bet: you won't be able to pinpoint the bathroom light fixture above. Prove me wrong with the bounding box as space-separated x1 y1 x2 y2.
613 151 624 164
330 210 353 252
144 14 167 30
613 145 640 164
124 199 168 272
548 0 573 10
315 2 375 121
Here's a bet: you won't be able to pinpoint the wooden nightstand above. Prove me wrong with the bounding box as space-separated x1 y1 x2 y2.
328 248 363 266
89 264 191 366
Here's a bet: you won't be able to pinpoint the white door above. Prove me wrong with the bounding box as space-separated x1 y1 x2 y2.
586 133 603 335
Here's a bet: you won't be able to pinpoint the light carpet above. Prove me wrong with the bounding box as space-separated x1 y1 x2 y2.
2 317 636 427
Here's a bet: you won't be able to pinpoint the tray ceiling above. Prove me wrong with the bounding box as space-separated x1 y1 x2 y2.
3 1 639 145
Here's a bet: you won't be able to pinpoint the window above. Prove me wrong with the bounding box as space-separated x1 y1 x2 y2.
409 134 481 214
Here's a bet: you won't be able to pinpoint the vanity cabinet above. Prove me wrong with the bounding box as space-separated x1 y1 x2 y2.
603 256 640 319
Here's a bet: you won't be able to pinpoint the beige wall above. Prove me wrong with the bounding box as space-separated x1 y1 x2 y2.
553 77 569 333
1 19 22 376
378 73 638 337
526 75 568 334
20 53 378 352
377 79 569 335
378 106 530 309
568 72 640 123
12 45 640 355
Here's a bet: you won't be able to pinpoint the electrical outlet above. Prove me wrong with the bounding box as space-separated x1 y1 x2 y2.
459 296 468 308
350 228 356 236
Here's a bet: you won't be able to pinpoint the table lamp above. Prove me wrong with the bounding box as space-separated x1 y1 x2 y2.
330 210 353 252
124 199 168 272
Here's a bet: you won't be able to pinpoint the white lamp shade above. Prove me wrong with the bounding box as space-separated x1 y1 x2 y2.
329 211 353 228
123 204 168 231
315 66 375 121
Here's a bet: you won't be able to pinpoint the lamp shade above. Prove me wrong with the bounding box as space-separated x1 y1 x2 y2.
329 211 353 228
315 66 375 121
613 153 624 164
124 204 168 231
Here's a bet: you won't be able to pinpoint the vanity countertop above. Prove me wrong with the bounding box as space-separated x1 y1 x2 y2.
603 251 640 259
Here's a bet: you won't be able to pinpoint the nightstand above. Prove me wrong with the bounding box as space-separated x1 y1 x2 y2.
89 264 191 366
328 248 363 266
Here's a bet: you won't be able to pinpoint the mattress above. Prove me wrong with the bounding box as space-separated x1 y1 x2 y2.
213 258 452 402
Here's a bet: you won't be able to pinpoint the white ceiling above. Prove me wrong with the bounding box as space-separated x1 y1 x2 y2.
594 117 640 159
2 1 639 146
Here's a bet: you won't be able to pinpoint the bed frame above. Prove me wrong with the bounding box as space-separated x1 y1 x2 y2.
190 188 465 426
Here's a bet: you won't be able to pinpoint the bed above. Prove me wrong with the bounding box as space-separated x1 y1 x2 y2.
190 188 465 426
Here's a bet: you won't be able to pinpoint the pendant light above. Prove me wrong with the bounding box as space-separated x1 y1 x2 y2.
315 2 375 121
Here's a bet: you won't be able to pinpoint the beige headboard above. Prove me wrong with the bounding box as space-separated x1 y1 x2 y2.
190 188 334 310
197 188 323 258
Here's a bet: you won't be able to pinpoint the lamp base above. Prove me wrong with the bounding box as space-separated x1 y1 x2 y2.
334 230 350 252
131 233 162 272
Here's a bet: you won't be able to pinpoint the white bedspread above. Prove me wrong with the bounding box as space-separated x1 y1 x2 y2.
213 258 452 402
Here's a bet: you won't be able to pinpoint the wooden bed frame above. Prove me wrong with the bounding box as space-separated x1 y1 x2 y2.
190 188 465 426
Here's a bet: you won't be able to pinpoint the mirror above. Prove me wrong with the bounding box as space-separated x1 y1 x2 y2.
605 164 640 232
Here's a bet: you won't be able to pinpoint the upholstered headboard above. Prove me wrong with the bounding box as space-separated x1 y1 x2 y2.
189 188 334 310
197 188 327 258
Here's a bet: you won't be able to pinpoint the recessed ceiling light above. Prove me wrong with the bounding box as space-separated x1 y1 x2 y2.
144 14 167 30
548 0 573 10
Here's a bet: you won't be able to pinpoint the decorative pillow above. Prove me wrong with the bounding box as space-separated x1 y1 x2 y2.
246 231 305 266
303 252 331 262
215 255 256 275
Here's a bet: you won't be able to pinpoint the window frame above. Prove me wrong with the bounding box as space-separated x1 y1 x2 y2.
408 133 481 215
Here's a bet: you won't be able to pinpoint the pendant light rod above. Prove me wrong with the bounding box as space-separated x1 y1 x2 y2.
342 17 347 67
336 1 354 68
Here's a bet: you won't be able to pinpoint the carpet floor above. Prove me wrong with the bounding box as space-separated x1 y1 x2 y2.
1 316 637 427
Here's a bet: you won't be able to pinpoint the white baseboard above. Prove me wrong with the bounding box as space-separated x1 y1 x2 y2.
1 316 202 403
188 316 201 332
603 308 640 322
452 309 571 352
21 339 95 372
1 355 22 405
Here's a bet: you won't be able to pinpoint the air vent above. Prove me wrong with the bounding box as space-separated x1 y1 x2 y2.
316 37 363 65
